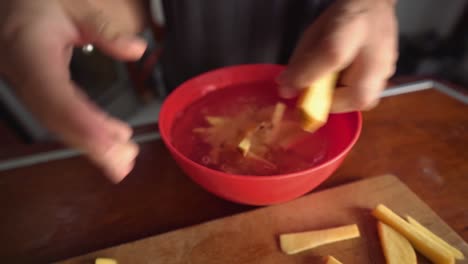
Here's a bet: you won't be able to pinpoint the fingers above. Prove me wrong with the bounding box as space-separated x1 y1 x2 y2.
331 46 397 113
278 0 398 113
330 51 388 113
64 0 147 61
9 24 138 183
55 87 140 183
332 3 398 112
277 1 369 98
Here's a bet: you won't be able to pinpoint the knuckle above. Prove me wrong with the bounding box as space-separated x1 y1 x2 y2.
1 18 33 45
350 93 379 111
87 10 108 31
82 9 115 39
319 37 345 66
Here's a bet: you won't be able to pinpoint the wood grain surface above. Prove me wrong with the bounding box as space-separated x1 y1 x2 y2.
57 175 468 264
0 88 467 263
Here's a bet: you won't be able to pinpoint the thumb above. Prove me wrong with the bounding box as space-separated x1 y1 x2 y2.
68 3 147 61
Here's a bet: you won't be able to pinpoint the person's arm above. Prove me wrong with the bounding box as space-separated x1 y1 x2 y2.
278 0 398 113
0 0 149 183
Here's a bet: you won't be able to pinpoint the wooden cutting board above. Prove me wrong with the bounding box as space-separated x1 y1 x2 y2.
57 175 468 263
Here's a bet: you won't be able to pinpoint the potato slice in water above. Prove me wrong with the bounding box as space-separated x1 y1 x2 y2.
237 126 257 156
378 221 417 264
238 102 286 155
205 116 226 126
238 137 251 157
264 102 287 144
297 73 338 132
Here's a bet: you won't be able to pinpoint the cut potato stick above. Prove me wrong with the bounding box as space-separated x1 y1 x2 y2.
95 258 117 264
271 102 286 127
265 102 286 144
192 127 208 133
238 137 251 157
300 116 325 133
324 255 343 264
406 216 464 260
238 102 287 154
372 204 455 264
238 127 256 156
297 73 338 132
377 221 417 264
205 116 226 126
279 224 360 255
246 152 277 170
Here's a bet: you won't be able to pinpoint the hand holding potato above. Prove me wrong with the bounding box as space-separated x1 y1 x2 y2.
278 0 398 113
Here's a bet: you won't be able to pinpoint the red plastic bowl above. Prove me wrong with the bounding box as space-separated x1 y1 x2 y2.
159 64 361 206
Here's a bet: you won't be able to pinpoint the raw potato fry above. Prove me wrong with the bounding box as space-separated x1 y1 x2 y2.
406 216 464 260
271 102 286 127
238 102 287 153
265 102 287 144
246 152 277 170
95 258 117 264
325 255 343 264
279 224 360 255
192 127 207 133
377 221 417 264
372 204 455 264
238 137 251 157
297 73 338 132
205 116 226 126
237 126 257 156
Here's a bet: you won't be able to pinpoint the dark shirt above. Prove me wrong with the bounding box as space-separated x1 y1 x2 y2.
160 0 333 90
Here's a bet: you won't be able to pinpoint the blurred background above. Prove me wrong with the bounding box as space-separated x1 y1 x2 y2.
1 0 467 147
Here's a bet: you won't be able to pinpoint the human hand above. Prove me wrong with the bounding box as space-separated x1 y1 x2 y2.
0 0 148 183
277 0 398 112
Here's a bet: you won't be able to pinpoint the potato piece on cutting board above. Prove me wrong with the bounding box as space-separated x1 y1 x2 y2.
297 73 338 132
95 258 117 264
325 255 343 264
377 221 417 264
372 204 455 264
279 224 360 255
406 216 464 260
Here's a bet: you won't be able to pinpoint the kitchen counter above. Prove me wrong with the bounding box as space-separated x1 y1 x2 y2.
0 79 467 263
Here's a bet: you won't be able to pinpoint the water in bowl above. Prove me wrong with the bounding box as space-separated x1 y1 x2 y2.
171 80 329 176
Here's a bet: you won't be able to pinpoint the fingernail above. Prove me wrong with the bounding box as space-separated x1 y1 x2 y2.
102 141 139 183
109 159 136 184
115 35 147 56
278 86 298 99
107 117 133 142
113 142 139 166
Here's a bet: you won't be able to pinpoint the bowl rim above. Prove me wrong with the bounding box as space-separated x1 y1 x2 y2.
158 63 362 181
